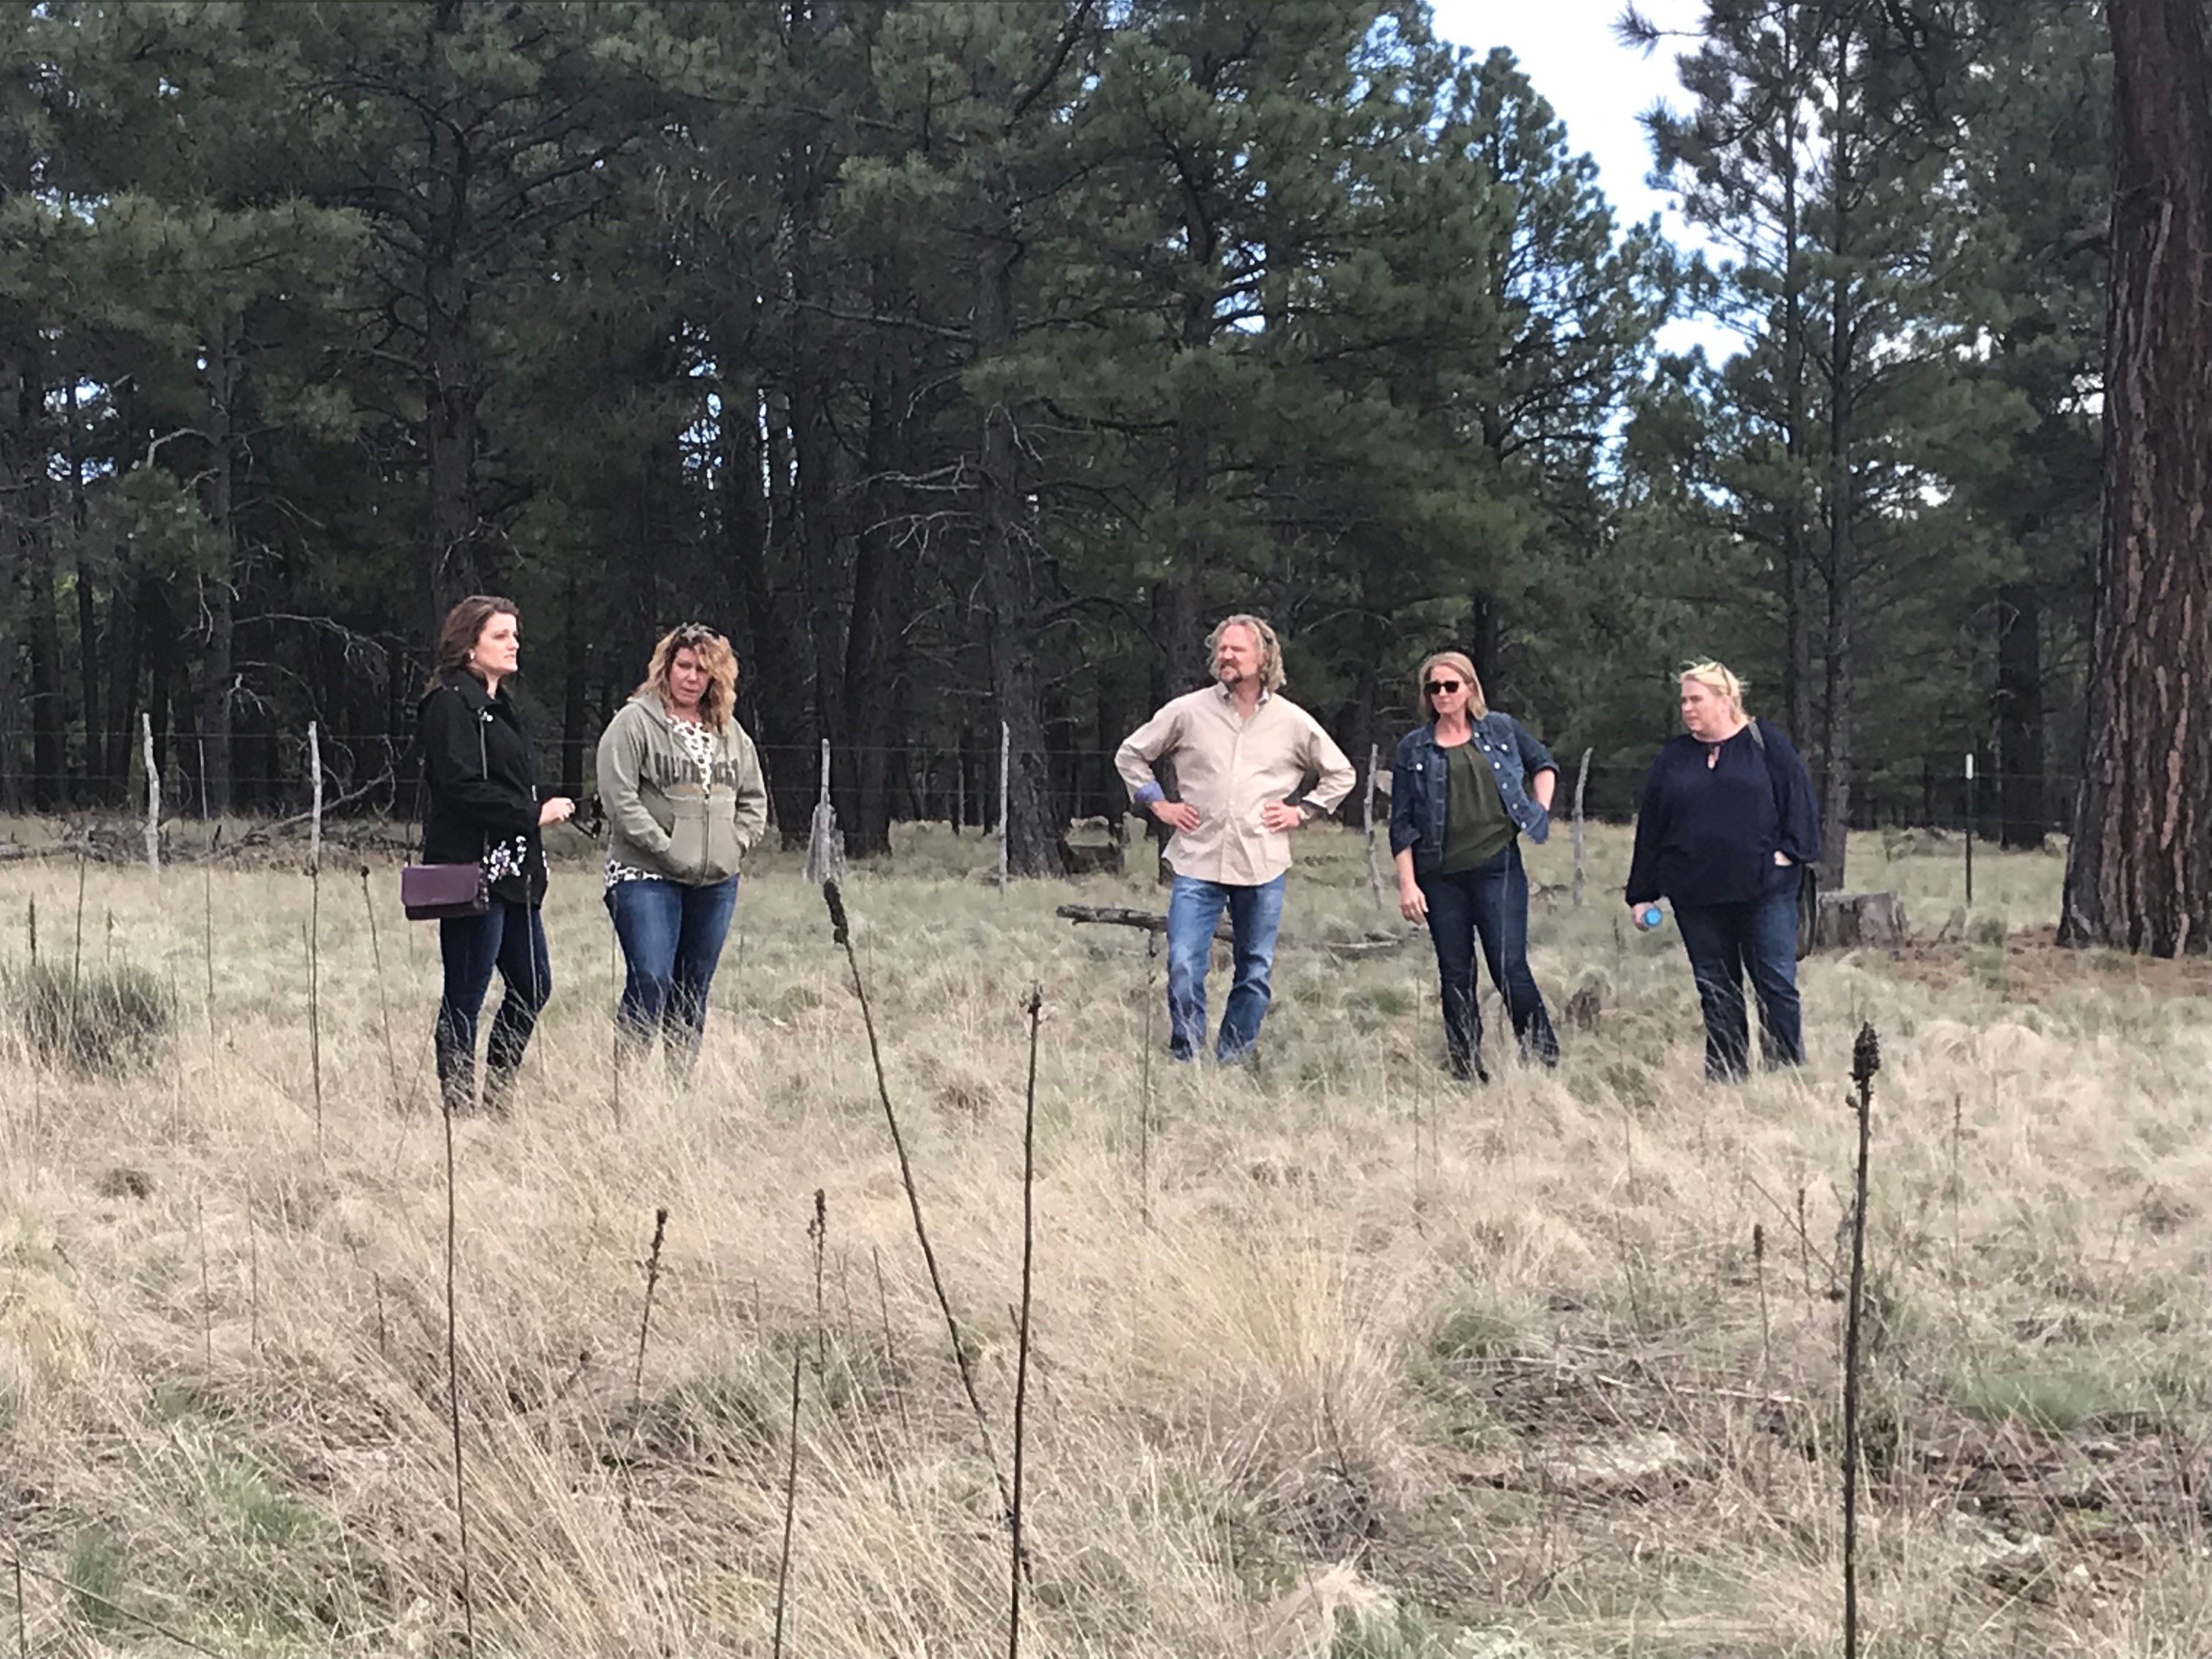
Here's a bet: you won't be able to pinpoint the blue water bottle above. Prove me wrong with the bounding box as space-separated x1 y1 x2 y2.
1634 903 1665 933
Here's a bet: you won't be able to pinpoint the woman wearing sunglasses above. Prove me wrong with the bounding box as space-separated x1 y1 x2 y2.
1388 651 1560 1081
595 623 770 1074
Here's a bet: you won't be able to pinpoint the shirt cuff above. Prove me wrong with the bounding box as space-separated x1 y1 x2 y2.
1131 782 1164 806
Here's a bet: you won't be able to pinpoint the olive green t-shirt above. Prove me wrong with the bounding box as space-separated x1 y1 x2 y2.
1440 742 1516 873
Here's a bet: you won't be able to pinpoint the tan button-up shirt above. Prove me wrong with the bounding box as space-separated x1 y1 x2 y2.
1115 686 1355 885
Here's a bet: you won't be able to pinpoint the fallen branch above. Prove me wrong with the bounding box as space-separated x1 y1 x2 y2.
1053 905 1410 960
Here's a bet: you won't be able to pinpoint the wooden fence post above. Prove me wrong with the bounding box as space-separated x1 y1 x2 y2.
997 721 1011 892
142 713 161 871
1571 747 1592 909
1363 742 1383 908
308 721 324 873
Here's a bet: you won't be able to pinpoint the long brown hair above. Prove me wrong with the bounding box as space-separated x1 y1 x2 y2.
425 595 518 694
634 623 739 729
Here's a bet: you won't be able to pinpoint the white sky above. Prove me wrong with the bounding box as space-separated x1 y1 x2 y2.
1427 0 1731 358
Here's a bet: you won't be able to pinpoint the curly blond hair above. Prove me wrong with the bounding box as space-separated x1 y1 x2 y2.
636 624 739 729
1205 614 1286 692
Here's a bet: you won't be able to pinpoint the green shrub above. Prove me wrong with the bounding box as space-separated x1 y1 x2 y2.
1951 1366 2122 1433
66 1527 129 1629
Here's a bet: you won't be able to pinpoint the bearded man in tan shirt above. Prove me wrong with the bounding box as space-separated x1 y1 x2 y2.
1116 614 1355 1062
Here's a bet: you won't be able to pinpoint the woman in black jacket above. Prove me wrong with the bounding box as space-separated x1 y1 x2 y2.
1624 661 1820 1081
418 595 574 1114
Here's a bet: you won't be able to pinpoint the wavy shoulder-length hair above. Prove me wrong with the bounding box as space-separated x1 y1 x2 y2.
425 594 519 694
636 624 740 729
1206 613 1286 693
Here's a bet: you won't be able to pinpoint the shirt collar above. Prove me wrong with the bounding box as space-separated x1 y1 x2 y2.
1214 682 1270 707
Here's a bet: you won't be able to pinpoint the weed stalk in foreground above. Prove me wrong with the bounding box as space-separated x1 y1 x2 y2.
1007 984 1043 1659
1842 1022 1881 1659
440 1084 478 1655
819 878 1011 1513
808 1189 827 1379
631 1206 670 1418
304 904 323 1154
770 1340 803 1659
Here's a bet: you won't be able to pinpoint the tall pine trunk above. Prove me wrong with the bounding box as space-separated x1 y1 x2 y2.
974 67 1062 878
424 0 491 612
195 335 240 816
2061 0 2212 952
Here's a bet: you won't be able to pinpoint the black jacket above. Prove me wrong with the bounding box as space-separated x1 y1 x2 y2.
416 673 546 906
1625 719 1820 907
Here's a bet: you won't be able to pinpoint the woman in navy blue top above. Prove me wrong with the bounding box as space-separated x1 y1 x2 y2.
1625 661 1820 1080
1390 651 1559 1081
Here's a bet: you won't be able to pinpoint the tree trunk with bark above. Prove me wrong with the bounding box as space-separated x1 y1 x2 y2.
195 334 241 816
973 70 1063 879
2061 0 2212 953
1993 580 2046 848
424 0 493 613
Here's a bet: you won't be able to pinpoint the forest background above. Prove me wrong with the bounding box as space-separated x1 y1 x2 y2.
0 0 2112 884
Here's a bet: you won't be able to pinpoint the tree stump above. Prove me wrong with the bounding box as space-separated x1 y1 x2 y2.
1815 891 1906 950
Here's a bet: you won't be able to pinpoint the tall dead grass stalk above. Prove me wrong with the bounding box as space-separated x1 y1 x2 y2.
808 1189 827 1378
819 878 1010 1512
1842 1022 1881 1659
770 1342 803 1659
441 1079 478 1654
1139 932 1155 1227
632 1206 670 1417
1007 985 1043 1659
304 907 323 1154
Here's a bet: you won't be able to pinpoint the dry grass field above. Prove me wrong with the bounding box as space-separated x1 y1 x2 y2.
3 815 2211 1657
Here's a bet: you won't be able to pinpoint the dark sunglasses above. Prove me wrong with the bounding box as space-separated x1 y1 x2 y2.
1424 679 1464 695
669 623 723 647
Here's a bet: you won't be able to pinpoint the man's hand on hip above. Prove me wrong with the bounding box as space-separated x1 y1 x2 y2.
1149 799 1201 833
1261 802 1306 833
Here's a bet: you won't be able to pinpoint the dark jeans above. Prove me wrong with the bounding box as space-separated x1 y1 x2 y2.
607 874 739 1070
435 899 552 1112
1165 873 1287 1062
1418 843 1558 1077
1674 886 1803 1080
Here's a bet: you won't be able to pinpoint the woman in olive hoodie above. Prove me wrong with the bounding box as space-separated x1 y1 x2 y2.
596 624 770 1071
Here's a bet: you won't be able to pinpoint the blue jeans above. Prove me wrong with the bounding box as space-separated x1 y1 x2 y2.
436 900 552 1112
1165 873 1287 1062
607 875 739 1069
1418 843 1558 1078
1674 885 1803 1080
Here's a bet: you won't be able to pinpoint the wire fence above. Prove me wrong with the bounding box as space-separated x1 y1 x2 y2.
0 729 2068 842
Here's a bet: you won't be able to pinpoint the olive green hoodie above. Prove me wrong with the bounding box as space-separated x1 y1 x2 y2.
596 696 770 883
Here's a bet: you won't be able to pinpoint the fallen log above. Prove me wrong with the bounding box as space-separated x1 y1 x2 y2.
1053 904 1412 959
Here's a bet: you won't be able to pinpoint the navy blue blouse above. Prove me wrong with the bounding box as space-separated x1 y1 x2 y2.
1624 720 1820 907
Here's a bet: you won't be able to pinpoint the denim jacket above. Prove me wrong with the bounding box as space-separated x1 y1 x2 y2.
1390 713 1556 873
